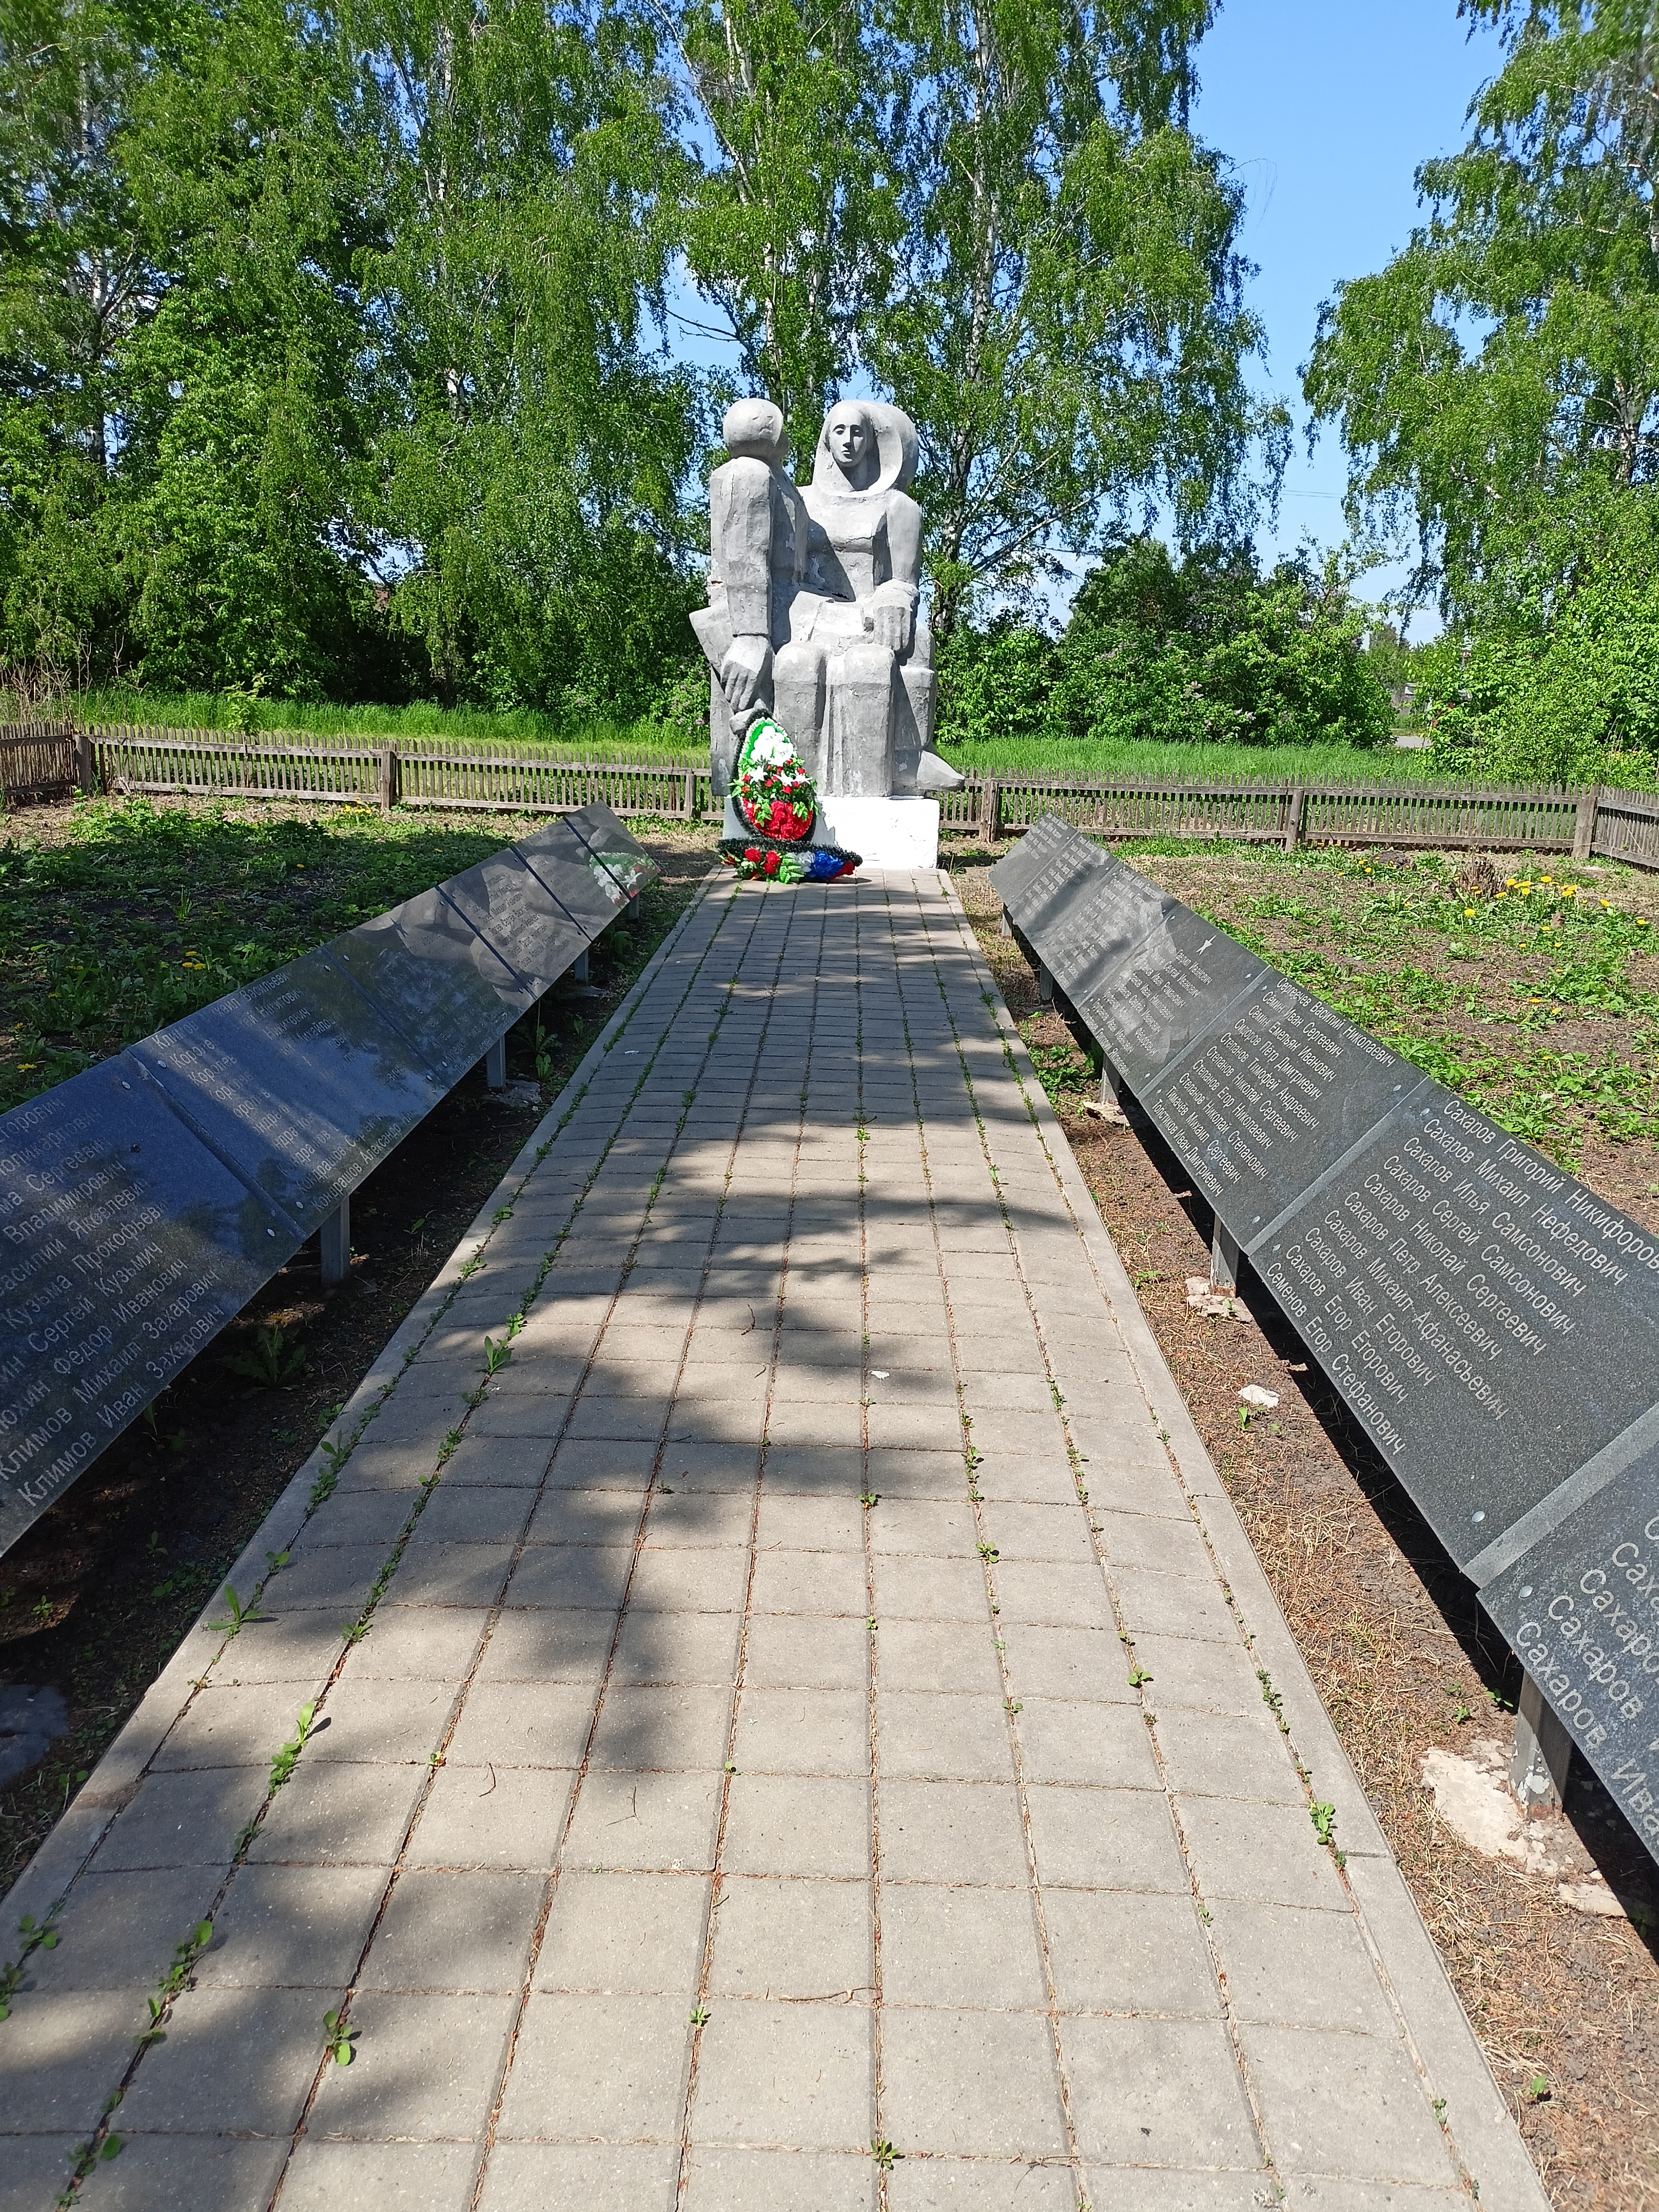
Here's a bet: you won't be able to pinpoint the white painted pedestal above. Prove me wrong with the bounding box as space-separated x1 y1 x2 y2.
722 796 940 869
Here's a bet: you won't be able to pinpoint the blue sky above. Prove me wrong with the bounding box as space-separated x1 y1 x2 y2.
1193 0 1506 627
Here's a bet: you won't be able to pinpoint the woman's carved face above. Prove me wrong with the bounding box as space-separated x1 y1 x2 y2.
827 407 874 482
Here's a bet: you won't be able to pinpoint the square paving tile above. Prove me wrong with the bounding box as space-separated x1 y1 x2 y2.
876 1692 1017 1783
681 2147 876 2211
91 1766 269 1871
535 1869 709 1995
871 1554 989 1624
446 1681 596 1769
152 1681 313 1770
1240 2023 1457 2185
997 1625 1132 1706
361 1869 542 1992
1015 1697 1161 1788
876 1619 1003 1697
495 1991 691 2139
1025 1786 1186 1891
503 1545 634 1611
610 1608 743 1688
0 1991 152 2134
1044 1887 1216 2015
628 1544 753 1613
884 2160 1077 2210
882 2008 1066 2158
1126 1635 1260 1714
340 1607 489 1680
248 1762 427 1867
1179 1799 1348 1912
307 1673 454 1764
1206 1899 1396 2034
751 1547 868 1617
754 1494 867 1553
1060 2015 1254 2168
744 1613 869 1691
881 1883 1047 2009
117 1983 335 2135
195 1862 387 1988
476 2141 680 2209
277 2140 478 2211
1154 1703 1305 1805
879 1780 1030 1887
708 1876 873 2000
70 2135 289 2210
563 1765 723 1872
1112 1567 1237 1642
407 1765 575 1870
723 1773 871 1878
472 1608 619 1686
310 1990 516 2138
733 1687 869 1777
989 1562 1111 1631
408 1486 538 1546
690 1999 873 2150
867 1500 979 1557
589 1685 732 1772
37 1865 227 1993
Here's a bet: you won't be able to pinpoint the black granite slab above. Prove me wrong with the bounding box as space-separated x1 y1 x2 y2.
562 804 661 900
327 889 534 1087
1480 1438 1659 1857
1073 905 1268 1093
439 848 590 997
997 833 1114 945
127 948 443 1239
1250 1081 1659 1570
1141 973 1423 1245
0 803 655 1552
1034 861 1174 1015
0 1056 294 1551
988 812 1079 912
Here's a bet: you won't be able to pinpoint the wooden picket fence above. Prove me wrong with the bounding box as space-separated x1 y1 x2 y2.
7 722 1659 872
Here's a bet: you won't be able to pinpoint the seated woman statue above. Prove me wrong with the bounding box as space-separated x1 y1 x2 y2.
774 400 962 798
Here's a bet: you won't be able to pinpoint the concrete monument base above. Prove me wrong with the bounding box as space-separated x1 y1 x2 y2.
723 794 940 869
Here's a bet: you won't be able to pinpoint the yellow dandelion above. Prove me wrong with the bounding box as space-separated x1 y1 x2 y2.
1463 907 1476 917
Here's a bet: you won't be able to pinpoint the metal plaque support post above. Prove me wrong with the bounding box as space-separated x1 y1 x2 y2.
485 1038 507 1089
1211 1219 1241 1294
1511 1673 1573 1811
1100 1060 1122 1108
320 1195 350 1288
998 909 1012 938
1038 962 1053 1004
573 950 589 981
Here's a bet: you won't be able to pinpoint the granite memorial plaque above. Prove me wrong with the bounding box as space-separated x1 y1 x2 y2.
328 890 536 1087
129 949 443 1239
1140 973 1423 1245
1251 1082 1659 1569
439 848 590 998
0 1057 293 1551
563 803 660 899
988 811 1079 912
0 802 647 1553
995 810 1659 1863
1073 904 1268 1093
1479 1432 1659 1853
1001 833 1113 944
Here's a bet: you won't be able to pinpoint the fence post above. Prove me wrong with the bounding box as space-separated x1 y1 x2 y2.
682 769 695 818
981 777 1001 844
1283 785 1306 854
1573 785 1601 861
74 725 96 797
375 744 399 813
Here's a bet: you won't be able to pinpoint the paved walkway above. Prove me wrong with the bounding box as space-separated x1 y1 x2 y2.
2 871 1547 2212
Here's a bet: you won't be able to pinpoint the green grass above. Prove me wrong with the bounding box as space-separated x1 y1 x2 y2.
1123 841 1659 1168
0 798 550 1115
942 732 1458 783
75 689 1461 785
77 688 702 765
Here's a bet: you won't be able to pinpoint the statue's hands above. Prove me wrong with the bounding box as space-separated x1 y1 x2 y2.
868 586 914 657
720 634 773 719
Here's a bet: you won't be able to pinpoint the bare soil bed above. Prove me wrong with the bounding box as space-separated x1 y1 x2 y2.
0 798 718 1895
951 842 1659 2212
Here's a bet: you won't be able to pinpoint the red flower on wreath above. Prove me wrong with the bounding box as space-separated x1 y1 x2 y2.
763 851 781 877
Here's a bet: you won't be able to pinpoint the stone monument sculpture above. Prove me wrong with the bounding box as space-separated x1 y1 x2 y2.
692 395 962 867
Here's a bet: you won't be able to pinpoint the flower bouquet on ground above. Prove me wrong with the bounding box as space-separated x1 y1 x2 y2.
719 836 860 883
733 717 815 842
